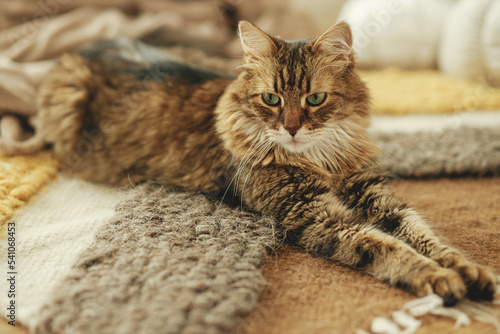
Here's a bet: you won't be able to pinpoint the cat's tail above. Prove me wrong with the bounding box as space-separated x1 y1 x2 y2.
0 115 46 155
0 53 95 158
36 53 98 163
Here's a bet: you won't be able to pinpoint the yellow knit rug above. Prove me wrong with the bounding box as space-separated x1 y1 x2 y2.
0 152 57 232
360 68 500 115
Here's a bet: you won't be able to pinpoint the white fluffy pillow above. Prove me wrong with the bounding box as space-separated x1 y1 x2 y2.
337 0 451 69
439 0 500 86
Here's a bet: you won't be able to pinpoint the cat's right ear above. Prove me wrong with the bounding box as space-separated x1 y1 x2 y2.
238 21 278 61
312 21 353 63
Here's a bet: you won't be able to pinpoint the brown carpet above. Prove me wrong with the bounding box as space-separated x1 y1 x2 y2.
238 178 500 334
2 178 499 334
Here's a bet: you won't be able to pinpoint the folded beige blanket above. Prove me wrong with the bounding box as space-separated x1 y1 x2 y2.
0 1 339 151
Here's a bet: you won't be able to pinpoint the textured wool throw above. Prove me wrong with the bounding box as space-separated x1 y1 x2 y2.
371 112 500 178
34 184 281 334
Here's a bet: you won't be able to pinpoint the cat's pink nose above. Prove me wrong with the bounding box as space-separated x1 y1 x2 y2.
285 125 300 136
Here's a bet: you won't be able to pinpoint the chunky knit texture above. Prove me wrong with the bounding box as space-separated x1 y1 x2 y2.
361 68 500 115
34 184 282 334
373 127 500 178
0 152 57 233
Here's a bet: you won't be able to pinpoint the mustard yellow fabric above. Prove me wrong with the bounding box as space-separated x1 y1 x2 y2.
0 153 57 232
360 68 500 114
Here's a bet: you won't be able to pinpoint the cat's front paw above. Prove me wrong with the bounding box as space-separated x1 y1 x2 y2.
456 263 498 301
410 266 466 305
434 251 497 301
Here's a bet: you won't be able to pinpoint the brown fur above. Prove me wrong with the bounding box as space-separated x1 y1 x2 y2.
38 52 233 194
34 22 496 303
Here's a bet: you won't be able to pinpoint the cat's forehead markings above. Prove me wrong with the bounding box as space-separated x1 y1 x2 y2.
298 68 307 91
274 42 309 93
279 67 288 90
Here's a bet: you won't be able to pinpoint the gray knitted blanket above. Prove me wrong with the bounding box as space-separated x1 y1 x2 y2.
35 186 281 334
375 126 500 178
10 113 500 334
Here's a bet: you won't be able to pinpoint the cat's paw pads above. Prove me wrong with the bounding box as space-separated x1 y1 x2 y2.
414 267 466 304
457 264 497 301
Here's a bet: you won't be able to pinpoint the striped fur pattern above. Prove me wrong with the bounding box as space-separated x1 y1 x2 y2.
217 21 496 303
238 164 496 302
34 22 496 303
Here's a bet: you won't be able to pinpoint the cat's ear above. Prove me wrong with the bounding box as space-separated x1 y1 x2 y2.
312 21 353 62
238 21 278 61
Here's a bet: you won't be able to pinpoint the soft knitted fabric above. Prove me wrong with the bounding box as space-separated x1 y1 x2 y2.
0 177 125 329
360 68 500 114
373 127 500 177
0 152 57 232
370 111 500 177
33 184 281 334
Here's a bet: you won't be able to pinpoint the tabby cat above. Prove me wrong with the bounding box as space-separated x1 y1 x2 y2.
35 21 496 303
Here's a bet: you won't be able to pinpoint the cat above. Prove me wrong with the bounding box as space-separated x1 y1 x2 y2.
33 21 496 304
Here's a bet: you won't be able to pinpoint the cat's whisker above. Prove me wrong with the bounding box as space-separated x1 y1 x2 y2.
321 138 348 177
231 135 273 207
239 140 274 208
234 137 269 195
314 125 379 174
234 136 262 177
241 141 275 205
219 134 265 205
336 126 379 165
325 130 355 170
317 137 344 177
299 131 345 174
232 140 266 194
326 128 370 164
336 125 375 145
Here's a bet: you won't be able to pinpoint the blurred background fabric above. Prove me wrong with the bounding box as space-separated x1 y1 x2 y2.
1 0 500 120
0 0 343 120
339 0 500 86
1 2 500 334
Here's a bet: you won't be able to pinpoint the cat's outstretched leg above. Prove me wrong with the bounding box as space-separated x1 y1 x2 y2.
294 202 468 301
339 171 498 301
393 208 497 301
242 166 468 301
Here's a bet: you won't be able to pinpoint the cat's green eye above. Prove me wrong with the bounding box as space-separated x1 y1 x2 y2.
262 93 281 106
306 93 326 106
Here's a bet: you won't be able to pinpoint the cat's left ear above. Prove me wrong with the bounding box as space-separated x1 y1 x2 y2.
312 21 353 63
238 21 278 61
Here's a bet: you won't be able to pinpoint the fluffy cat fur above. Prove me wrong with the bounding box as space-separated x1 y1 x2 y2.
32 21 496 303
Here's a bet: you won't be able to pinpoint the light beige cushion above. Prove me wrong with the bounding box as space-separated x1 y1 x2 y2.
338 0 451 69
439 0 500 86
